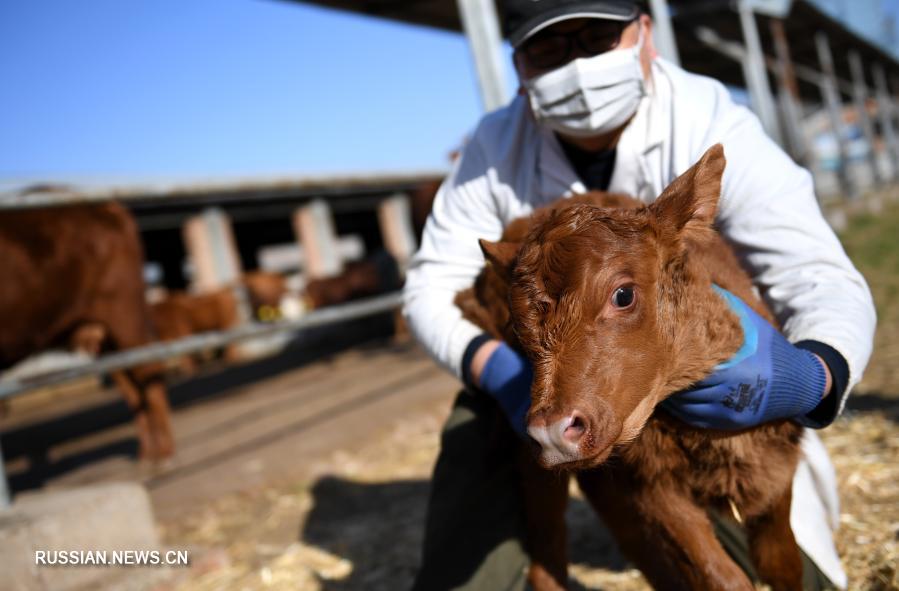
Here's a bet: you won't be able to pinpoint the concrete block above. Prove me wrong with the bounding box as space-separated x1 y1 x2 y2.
0 483 163 591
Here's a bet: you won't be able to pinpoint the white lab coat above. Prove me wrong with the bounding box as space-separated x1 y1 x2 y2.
403 57 874 587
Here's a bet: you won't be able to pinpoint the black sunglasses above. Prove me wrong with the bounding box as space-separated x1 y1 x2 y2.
519 18 637 72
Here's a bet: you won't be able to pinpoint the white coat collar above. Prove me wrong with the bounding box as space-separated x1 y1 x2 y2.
609 58 674 200
533 58 674 203
535 122 587 203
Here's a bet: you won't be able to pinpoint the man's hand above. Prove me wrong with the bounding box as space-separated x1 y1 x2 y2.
663 287 830 430
472 340 533 437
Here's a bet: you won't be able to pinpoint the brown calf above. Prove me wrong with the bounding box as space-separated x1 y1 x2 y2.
243 270 289 312
150 288 241 374
458 145 803 591
0 203 174 460
151 289 241 341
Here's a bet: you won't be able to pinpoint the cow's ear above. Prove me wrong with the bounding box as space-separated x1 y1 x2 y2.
479 239 518 277
650 144 725 237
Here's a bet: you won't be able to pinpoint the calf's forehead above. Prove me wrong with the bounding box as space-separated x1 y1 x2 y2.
516 224 659 292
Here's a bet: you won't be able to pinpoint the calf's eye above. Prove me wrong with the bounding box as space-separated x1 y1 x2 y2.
612 286 635 308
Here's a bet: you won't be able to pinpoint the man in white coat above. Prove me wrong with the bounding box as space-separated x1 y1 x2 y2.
403 1 876 589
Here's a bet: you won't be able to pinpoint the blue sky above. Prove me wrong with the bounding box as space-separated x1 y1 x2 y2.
0 0 897 182
0 0 501 181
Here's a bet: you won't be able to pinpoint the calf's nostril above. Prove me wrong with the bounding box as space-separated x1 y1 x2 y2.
562 413 587 444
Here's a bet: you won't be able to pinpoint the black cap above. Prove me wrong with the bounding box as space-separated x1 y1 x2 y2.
502 0 640 47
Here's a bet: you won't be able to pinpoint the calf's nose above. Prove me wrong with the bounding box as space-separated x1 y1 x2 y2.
527 411 588 466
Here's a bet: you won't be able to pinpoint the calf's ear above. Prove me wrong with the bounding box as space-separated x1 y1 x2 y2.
479 239 519 278
649 143 726 237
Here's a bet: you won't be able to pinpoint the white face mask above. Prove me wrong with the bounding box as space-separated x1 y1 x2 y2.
524 29 646 138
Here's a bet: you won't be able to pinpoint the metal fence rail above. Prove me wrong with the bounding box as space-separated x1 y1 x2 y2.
0 291 403 507
0 292 402 400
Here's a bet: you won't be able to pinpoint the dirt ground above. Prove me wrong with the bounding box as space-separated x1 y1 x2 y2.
156 196 899 591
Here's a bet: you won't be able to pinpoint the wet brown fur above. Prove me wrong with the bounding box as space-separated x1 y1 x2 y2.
455 145 804 591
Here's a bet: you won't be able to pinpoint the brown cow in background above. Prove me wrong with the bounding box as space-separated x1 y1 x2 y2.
304 250 401 310
0 203 174 460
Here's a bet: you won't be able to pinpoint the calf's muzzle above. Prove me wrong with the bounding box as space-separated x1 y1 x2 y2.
527 399 622 468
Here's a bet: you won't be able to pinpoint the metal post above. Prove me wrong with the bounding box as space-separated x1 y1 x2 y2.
647 0 680 66
456 0 509 112
873 64 899 180
769 19 808 165
815 32 856 198
0 436 9 508
737 0 783 145
848 51 882 186
891 73 899 175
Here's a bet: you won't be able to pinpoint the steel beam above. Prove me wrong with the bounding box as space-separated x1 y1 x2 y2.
648 0 680 66
873 64 899 180
848 51 882 186
737 0 783 145
456 0 508 111
815 32 856 198
0 437 9 508
769 19 808 165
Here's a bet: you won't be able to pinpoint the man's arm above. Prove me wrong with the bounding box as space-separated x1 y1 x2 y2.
469 339 501 386
702 84 876 426
402 138 505 379
403 129 536 438
814 354 834 399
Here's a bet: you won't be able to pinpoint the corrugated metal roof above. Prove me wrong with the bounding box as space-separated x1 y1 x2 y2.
285 0 899 101
0 169 447 210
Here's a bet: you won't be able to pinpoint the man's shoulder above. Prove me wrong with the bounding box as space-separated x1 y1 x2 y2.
658 58 729 97
651 58 757 155
657 59 747 124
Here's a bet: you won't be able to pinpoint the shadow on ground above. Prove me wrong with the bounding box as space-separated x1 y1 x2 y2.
299 475 629 591
2 313 396 493
845 391 899 422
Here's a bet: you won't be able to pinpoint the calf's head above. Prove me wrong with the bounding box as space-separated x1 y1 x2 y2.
481 145 733 469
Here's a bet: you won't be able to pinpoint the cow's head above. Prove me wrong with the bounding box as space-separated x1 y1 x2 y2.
480 144 735 469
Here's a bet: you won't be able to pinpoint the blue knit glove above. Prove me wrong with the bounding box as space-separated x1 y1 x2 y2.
662 286 827 430
479 342 533 438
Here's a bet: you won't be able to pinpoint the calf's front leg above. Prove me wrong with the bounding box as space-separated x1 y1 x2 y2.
520 450 571 591
577 468 754 591
745 485 803 591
